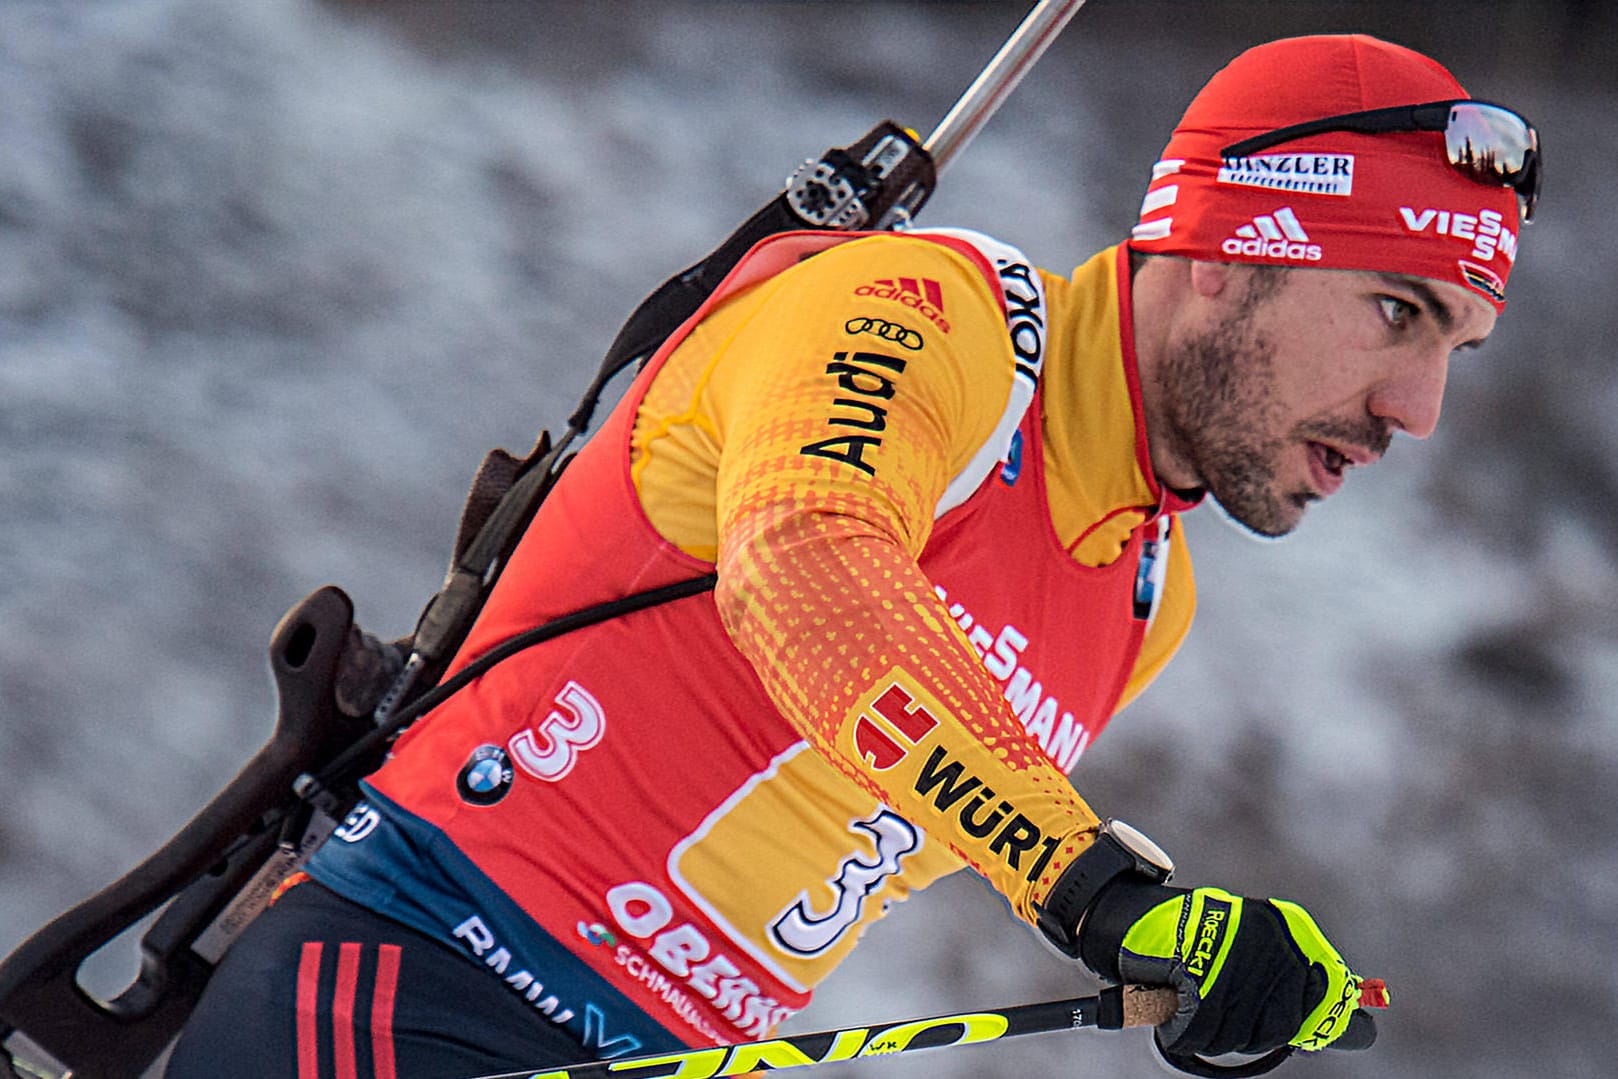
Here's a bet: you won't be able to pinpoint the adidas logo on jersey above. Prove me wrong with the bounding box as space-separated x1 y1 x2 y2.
854 275 950 332
1221 207 1322 262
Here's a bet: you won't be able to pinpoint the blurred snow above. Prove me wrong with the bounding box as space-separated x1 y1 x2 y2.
2 2 1614 1077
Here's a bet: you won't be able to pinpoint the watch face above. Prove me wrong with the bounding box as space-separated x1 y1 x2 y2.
1108 819 1175 877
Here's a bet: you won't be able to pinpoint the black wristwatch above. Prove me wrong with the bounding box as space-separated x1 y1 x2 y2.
1034 819 1175 957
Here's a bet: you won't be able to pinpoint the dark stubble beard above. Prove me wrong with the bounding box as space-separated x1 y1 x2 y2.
1157 277 1395 539
1157 281 1304 539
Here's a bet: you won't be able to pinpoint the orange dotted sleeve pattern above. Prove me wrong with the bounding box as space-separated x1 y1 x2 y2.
700 236 1102 923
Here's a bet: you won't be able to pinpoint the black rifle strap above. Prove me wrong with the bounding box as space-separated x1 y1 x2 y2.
306 572 719 800
578 119 935 429
449 434 551 567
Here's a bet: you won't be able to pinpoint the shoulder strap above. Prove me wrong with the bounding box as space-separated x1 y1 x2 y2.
917 228 1049 517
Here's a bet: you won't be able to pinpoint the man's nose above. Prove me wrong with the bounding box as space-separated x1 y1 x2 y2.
1366 346 1450 440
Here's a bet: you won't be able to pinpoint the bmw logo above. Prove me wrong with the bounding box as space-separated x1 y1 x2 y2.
456 744 513 806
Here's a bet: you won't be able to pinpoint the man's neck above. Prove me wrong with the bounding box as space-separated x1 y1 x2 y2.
1125 251 1200 495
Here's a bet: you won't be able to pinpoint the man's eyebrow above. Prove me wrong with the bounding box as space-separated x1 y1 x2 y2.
1378 273 1456 333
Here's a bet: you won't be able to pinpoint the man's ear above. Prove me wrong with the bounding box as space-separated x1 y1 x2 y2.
1188 259 1233 299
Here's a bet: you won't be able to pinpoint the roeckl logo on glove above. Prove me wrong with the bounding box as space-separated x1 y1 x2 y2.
1299 976 1361 1051
1185 895 1233 979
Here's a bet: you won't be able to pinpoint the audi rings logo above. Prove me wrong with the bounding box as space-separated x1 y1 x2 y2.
845 316 924 351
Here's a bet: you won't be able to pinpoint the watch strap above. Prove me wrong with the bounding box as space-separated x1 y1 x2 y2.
1034 830 1139 957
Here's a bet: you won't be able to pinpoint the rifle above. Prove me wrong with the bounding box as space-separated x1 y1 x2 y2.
0 4 1087 1077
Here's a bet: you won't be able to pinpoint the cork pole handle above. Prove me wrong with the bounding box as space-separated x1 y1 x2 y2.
1122 977 1391 1029
1122 984 1182 1027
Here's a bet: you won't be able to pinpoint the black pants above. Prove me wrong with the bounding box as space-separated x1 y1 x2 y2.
165 881 591 1079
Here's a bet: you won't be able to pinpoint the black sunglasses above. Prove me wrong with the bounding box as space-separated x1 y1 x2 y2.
1221 100 1541 222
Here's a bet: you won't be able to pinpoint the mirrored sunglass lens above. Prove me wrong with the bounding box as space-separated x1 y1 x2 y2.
1445 104 1532 179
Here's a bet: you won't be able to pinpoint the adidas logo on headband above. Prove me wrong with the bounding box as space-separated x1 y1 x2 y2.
1126 37 1528 311
1221 208 1323 261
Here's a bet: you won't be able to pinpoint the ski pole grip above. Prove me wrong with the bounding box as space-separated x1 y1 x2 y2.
1096 985 1180 1029
1115 978 1387 1032
1121 985 1180 1028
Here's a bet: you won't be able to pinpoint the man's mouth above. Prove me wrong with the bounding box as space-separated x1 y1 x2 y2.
1307 441 1353 495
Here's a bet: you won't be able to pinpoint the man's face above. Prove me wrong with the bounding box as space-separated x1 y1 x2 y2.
1155 264 1498 537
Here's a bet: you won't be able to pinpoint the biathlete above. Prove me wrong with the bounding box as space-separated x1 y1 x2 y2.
167 33 1538 1079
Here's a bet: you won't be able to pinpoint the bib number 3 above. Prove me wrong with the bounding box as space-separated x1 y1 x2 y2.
509 680 605 782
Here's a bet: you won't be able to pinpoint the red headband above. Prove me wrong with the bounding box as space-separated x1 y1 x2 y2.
1131 35 1520 312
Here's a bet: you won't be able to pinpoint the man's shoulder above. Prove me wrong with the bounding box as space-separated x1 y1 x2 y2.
754 229 1017 335
799 228 1036 283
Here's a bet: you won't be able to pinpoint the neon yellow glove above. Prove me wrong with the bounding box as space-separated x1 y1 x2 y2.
1079 881 1374 1059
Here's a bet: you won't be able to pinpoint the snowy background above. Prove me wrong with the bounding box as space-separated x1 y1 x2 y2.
1 2 1614 1077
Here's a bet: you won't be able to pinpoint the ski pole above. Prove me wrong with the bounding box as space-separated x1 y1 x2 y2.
467 985 1177 1079
924 0 1089 174
466 979 1390 1079
853 0 1089 231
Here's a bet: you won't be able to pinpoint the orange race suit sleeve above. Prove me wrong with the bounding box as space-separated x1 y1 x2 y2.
674 234 1103 926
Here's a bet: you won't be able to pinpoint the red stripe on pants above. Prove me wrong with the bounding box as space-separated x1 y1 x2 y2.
296 942 323 1079
371 944 402 1079
332 942 363 1079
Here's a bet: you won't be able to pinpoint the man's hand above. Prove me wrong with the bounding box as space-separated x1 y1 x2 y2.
1077 878 1375 1058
